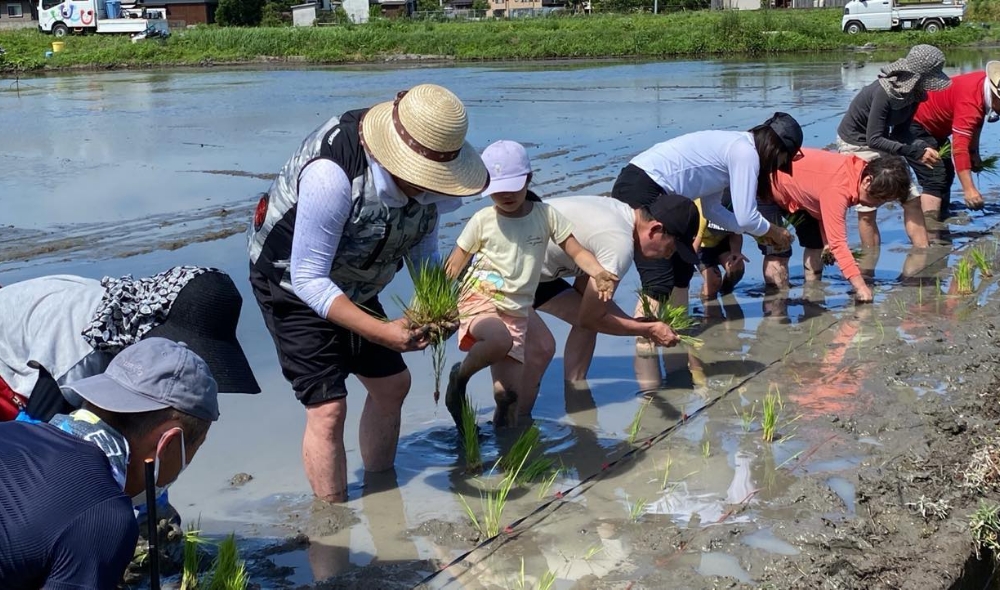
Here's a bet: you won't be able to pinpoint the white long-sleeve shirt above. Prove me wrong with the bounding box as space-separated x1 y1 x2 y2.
629 130 771 237
290 155 460 318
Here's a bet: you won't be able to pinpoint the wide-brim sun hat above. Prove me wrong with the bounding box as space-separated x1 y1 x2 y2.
144 271 260 395
987 61 1000 103
360 84 489 197
890 44 950 92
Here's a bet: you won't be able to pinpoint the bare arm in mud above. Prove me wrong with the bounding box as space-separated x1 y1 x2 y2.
559 235 618 301
577 278 679 346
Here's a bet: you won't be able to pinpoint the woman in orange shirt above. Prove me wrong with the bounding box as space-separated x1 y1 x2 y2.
760 149 911 302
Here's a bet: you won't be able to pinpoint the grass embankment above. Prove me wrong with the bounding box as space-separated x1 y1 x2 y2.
1 8 999 72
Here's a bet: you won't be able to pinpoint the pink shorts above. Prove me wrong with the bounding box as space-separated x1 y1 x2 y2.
457 292 528 364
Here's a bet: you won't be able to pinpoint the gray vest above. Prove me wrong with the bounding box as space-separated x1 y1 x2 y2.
249 110 439 304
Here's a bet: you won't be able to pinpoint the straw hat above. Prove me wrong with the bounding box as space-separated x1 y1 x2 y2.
360 84 488 197
987 61 1000 102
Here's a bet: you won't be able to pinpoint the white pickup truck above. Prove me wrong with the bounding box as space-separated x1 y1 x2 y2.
38 0 169 37
842 0 965 34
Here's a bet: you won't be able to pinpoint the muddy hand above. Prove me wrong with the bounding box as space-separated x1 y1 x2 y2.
384 318 430 352
965 189 985 211
593 271 619 302
646 322 680 347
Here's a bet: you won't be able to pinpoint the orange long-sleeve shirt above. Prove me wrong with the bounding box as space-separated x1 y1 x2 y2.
770 148 866 281
913 71 988 173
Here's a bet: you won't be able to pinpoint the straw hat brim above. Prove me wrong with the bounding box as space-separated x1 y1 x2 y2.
987 61 1000 101
361 101 488 197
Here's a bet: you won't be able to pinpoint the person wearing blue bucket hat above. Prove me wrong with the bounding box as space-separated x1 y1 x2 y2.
0 338 219 589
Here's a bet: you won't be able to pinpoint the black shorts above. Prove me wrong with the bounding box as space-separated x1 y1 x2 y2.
699 241 732 269
611 164 695 297
908 123 955 218
533 277 573 309
755 200 824 258
250 266 407 407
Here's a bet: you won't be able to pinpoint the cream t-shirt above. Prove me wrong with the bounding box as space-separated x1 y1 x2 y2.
457 202 574 316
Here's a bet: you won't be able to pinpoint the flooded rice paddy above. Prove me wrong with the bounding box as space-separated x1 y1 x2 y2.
3 50 1000 588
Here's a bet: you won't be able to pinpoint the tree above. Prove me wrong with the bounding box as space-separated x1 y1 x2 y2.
471 0 488 10
215 0 265 26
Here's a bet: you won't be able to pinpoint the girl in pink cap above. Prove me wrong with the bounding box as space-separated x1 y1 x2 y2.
443 140 615 431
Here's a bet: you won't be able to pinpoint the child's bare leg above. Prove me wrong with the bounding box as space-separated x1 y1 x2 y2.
490 356 523 428
701 266 722 299
803 248 823 281
446 316 512 429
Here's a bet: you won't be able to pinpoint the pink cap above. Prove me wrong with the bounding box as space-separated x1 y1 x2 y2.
481 140 531 196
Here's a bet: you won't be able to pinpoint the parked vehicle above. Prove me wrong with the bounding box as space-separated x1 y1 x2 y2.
37 0 169 37
841 0 965 34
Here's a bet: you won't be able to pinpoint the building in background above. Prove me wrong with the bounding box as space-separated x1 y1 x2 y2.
0 0 36 29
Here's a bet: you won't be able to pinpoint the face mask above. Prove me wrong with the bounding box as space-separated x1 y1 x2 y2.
130 428 186 508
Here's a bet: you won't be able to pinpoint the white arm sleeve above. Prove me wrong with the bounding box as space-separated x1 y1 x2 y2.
726 143 771 236
290 159 353 318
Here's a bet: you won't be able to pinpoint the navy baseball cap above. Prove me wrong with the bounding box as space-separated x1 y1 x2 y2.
647 193 700 266
765 112 804 174
66 338 220 422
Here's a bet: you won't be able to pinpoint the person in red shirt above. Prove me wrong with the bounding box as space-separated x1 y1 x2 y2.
759 149 912 302
911 62 1000 221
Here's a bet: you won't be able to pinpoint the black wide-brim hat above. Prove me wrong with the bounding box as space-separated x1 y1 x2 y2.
144 271 261 394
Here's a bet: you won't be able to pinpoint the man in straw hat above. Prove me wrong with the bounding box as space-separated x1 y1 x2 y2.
836 44 952 250
910 60 1000 222
0 338 219 589
249 84 488 502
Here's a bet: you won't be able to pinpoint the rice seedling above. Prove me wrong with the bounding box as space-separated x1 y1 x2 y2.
510 558 557 590
459 454 529 539
180 524 211 590
638 293 703 349
874 316 885 344
970 247 994 278
206 534 248 590
851 248 864 262
584 544 605 561
626 496 648 522
762 386 782 443
518 456 555 484
626 397 652 444
782 210 808 229
954 257 975 295
701 439 711 459
659 453 674 490
500 424 540 474
806 318 817 348
893 297 907 317
978 154 1000 177
537 466 562 499
395 258 466 402
461 402 482 472
734 401 757 432
938 142 952 159
970 502 1000 560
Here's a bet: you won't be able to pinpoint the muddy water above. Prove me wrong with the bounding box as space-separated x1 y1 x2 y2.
3 50 1000 587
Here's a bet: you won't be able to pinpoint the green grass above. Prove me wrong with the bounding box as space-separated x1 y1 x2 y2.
461 402 483 472
970 502 1000 560
638 293 703 349
4 9 999 72
954 257 975 295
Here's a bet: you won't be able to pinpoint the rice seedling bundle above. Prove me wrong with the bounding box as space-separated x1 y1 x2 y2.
638 293 703 349
396 258 467 402
782 210 808 229
978 153 999 177
970 247 994 278
954 257 975 295
938 142 952 158
461 402 482 472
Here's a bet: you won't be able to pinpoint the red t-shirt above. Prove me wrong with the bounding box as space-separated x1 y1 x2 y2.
914 71 988 172
771 148 866 281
